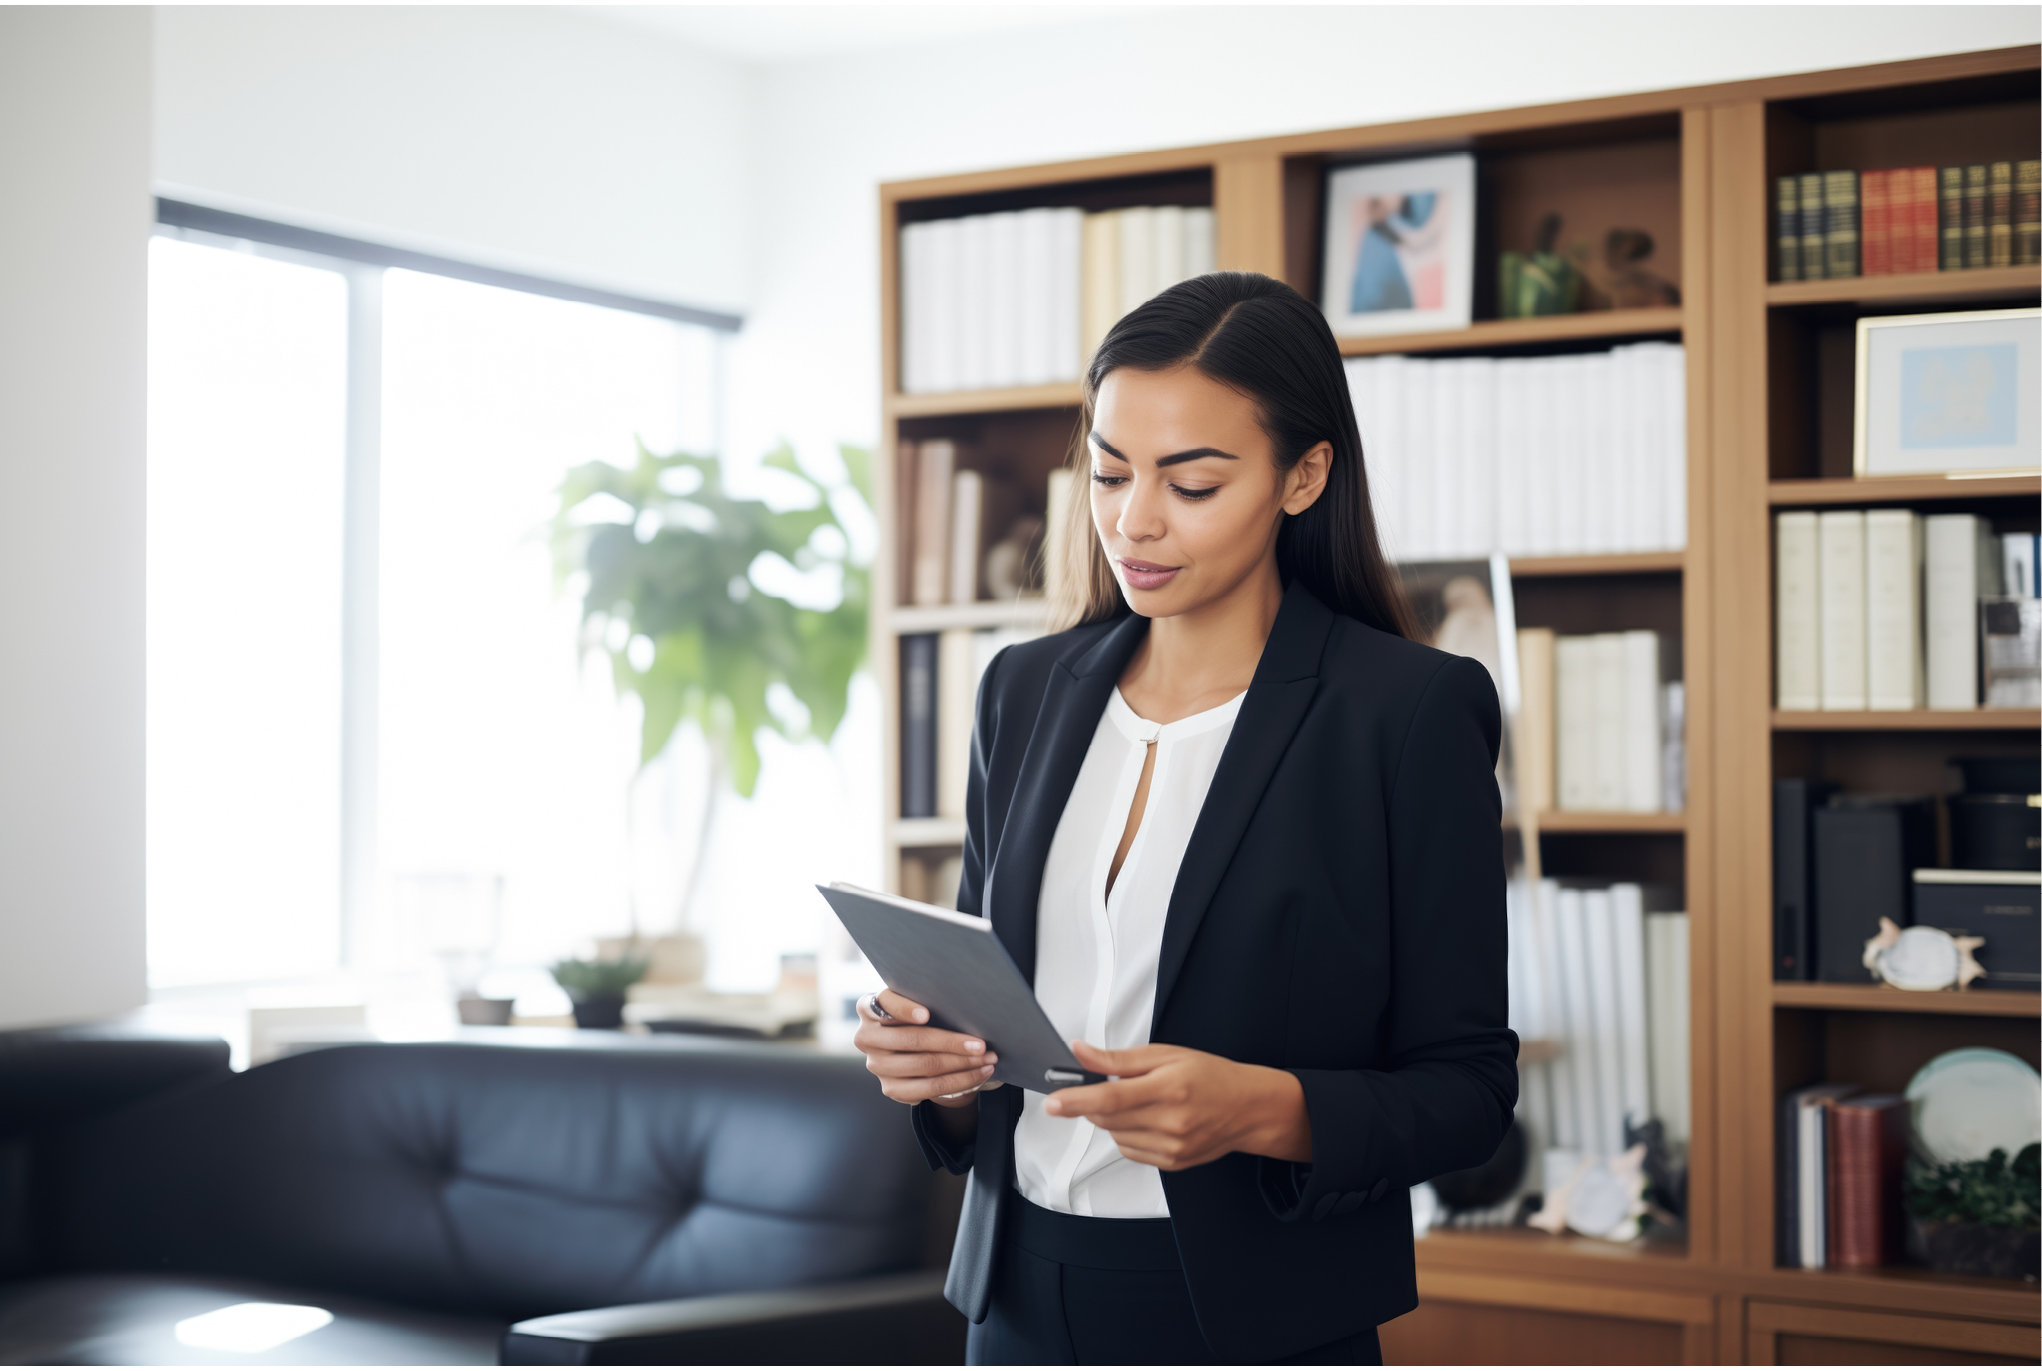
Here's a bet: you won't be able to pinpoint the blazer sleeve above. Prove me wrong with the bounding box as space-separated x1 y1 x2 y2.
908 644 1008 1175
1260 654 1519 1222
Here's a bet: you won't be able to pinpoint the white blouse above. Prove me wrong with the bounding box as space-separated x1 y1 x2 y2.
1013 685 1246 1218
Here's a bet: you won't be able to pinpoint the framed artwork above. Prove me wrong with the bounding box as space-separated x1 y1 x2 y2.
1855 308 2042 478
1321 153 1475 337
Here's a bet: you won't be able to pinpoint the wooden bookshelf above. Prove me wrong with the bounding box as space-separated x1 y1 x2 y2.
878 42 2042 1366
889 599 1050 635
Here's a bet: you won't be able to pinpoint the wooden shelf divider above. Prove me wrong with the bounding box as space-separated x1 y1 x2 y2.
1769 473 2041 506
1335 306 1680 358
1771 982 2042 1017
1508 550 1684 577
1772 708 2042 732
1765 264 2040 309
887 381 1082 419
1514 810 1687 834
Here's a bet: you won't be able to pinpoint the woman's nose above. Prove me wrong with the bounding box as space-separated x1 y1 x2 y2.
1117 475 1168 543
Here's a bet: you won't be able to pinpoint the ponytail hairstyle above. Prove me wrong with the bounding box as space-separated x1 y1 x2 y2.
1047 271 1416 639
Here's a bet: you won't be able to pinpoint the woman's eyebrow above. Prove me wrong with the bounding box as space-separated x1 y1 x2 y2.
1088 432 1240 467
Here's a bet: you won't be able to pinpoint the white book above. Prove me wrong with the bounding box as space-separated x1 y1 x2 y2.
1661 681 1687 814
1775 512 1822 710
1796 1093 1828 1268
1644 910 1690 1145
1118 207 1156 317
1624 345 1659 552
1519 357 1552 555
1817 510 1867 710
924 218 962 394
1864 509 1924 710
1013 208 1054 387
1049 208 1084 382
936 627 977 820
1610 885 1652 1142
1152 204 1185 289
1555 634 1595 811
1183 206 1216 276
911 439 955 607
1553 357 1586 556
1495 359 1528 555
1462 358 1499 556
1366 357 1406 560
899 221 929 394
1555 886 1605 1157
1925 513 2000 709
1532 880 1582 1151
1582 887 1628 1157
955 215 993 392
984 212 1022 390
1508 879 1556 1155
1621 630 1662 812
1080 211 1121 364
1402 361 1436 559
1580 352 1614 554
1431 360 1463 557
949 469 983 605
1589 632 1627 810
1660 344 1688 552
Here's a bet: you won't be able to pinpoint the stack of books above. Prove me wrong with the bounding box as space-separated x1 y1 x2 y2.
1344 343 1686 562
1507 879 1690 1167
898 625 1032 822
895 439 984 609
1775 512 2040 711
1515 628 1684 816
1774 160 2042 280
1778 1085 1908 1269
898 204 1216 394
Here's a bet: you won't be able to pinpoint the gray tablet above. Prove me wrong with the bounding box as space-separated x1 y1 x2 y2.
817 881 1103 1093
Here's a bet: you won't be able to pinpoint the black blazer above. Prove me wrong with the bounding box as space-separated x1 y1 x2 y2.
910 580 1517 1362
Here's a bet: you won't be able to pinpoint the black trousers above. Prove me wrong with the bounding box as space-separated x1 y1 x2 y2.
966 1197 1382 1366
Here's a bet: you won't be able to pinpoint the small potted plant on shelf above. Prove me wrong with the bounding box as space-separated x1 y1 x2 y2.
550 952 652 1030
1903 1143 2040 1280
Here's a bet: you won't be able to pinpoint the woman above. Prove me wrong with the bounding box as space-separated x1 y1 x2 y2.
855 272 1516 1364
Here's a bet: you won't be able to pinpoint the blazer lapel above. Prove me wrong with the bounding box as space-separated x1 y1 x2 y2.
987 612 1149 983
1151 582 1334 1031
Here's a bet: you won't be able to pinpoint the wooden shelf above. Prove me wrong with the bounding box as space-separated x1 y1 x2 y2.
1335 307 1681 358
1508 550 1684 577
1772 708 2041 731
890 817 965 849
1519 810 1687 834
1769 473 2041 505
1772 982 2042 1017
1761 1263 2042 1327
887 381 1082 419
888 599 1052 634
1766 264 2041 309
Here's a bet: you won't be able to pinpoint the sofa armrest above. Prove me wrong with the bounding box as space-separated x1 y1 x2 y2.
499 1271 964 1366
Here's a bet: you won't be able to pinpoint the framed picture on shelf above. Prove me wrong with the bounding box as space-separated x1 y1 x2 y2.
1855 307 2042 478
1320 153 1475 338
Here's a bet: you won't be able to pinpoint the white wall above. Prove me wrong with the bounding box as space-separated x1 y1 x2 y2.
726 4 2042 466
0 7 154 1029
153 6 756 313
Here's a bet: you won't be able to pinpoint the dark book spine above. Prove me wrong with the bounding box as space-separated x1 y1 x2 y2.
1912 166 1940 272
1812 799 1939 981
1777 1088 1801 1267
1964 163 1989 269
2017 160 2041 268
1861 169 1891 276
1988 160 2014 268
1827 1095 1908 1269
1939 166 1966 270
1772 779 1831 980
1799 172 1828 280
899 633 938 819
1823 170 1859 279
1776 175 1801 281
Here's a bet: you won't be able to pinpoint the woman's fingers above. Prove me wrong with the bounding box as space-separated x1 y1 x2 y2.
865 988 930 1024
877 1062 996 1104
852 1022 986 1057
865 1050 997 1080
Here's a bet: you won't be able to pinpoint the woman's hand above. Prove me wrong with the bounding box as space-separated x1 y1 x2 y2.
853 988 998 1109
1044 1040 1313 1170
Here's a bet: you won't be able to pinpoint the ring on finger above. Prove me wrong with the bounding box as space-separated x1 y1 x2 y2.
863 992 897 1023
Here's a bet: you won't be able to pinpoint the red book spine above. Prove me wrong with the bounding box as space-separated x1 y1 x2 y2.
1861 170 1892 276
1826 1095 1908 1269
1888 169 1916 274
1912 167 1940 273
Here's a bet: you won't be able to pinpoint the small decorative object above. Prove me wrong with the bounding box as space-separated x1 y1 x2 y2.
981 514 1044 601
456 995 515 1026
1498 213 1582 319
1855 308 2042 478
1528 1145 1649 1241
1907 1048 2041 1168
1862 917 1986 990
1903 1143 2040 1279
1321 153 1475 337
1980 597 2042 707
1595 228 1681 309
550 952 651 1030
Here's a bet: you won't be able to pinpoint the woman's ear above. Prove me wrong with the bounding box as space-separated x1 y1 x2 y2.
1281 441 1334 516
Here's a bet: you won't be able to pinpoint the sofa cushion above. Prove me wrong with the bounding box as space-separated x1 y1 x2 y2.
46 1041 930 1321
0 1273 499 1364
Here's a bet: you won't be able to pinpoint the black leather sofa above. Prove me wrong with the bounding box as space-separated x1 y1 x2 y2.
0 1026 964 1364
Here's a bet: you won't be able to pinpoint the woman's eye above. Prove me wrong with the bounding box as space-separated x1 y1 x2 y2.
1171 485 1220 501
1090 471 1127 488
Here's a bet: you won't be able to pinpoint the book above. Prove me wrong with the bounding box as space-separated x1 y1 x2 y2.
1184 207 1217 276
1826 1093 1907 1268
1553 885 1604 1155
1589 632 1626 810
1043 467 1074 605
1887 167 1915 275
1911 166 1940 274
1913 870 2041 990
1772 779 1838 982
1822 169 1859 279
1644 909 1690 1145
1860 168 1891 276
1118 206 1156 318
984 212 1020 390
1988 161 2014 269
1812 797 1937 982
1581 887 1628 1157
1049 208 1083 382
895 439 920 603
899 633 938 818
2003 531 2040 600
1622 630 1662 813
1799 171 1827 281
1661 681 1686 814
910 439 955 607
955 214 992 391
1863 509 1922 710
936 627 976 820
1939 166 1966 271
948 468 983 604
1784 1082 1860 1268
1080 210 1121 364
1817 510 1867 711
1776 175 1801 281
1776 511 1821 710
1981 597 2042 707
2018 160 2041 268
1515 627 1557 815
1610 884 1652 1145
1152 204 1184 295
1964 163 1989 269
1925 513 1999 709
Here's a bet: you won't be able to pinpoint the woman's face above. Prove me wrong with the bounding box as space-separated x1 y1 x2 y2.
1087 364 1329 620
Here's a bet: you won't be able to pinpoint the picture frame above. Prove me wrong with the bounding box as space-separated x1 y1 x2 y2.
1320 153 1476 338
1854 307 2042 478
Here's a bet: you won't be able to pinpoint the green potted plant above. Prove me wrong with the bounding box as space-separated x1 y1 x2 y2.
1903 1144 2040 1280
549 953 653 1030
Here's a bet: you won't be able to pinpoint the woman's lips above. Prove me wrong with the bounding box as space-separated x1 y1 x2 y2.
1117 558 1181 591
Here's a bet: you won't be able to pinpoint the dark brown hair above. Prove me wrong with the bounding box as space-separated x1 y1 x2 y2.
1049 271 1415 639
